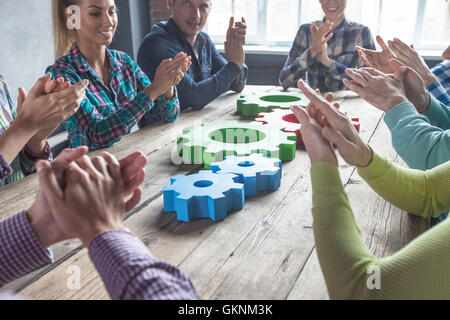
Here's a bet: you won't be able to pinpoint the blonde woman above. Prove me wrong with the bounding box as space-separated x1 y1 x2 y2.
48 0 190 150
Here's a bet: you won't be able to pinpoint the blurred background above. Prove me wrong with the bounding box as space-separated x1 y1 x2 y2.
0 0 448 95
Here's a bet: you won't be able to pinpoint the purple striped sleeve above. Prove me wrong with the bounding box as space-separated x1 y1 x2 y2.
0 211 53 287
88 230 200 300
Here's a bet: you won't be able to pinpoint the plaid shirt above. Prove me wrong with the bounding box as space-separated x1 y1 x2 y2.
280 18 375 92
46 44 180 150
0 211 199 300
428 60 450 106
0 76 52 186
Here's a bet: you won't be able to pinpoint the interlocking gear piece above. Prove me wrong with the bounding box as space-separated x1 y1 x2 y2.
177 121 297 169
210 154 282 197
163 170 244 222
255 109 361 145
237 91 310 116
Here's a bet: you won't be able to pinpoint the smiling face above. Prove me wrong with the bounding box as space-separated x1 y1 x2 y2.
168 0 212 43
71 0 118 46
319 0 347 24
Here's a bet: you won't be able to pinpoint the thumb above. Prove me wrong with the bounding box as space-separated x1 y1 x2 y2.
36 161 65 213
29 73 51 99
393 65 408 82
17 88 28 113
389 58 405 73
291 105 311 127
321 126 349 149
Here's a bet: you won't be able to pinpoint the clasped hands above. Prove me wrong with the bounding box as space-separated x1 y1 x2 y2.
27 147 147 249
292 80 373 168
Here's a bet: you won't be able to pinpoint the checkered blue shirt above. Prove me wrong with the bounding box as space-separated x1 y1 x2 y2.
46 44 180 150
279 18 375 92
0 211 199 300
428 60 450 106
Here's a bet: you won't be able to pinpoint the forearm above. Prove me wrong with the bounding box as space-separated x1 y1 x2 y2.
357 151 450 218
384 102 450 170
229 64 248 93
426 80 450 106
0 118 35 164
311 162 379 299
0 212 53 286
312 162 450 299
157 88 180 123
75 93 155 148
423 94 450 129
89 231 199 300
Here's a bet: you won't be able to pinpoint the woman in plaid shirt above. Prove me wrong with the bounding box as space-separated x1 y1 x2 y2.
279 0 375 93
48 0 191 150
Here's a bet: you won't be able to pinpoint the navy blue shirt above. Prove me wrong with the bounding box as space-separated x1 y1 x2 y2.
137 18 248 119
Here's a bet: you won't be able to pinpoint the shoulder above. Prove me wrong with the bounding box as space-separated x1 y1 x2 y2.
345 20 372 33
46 55 79 79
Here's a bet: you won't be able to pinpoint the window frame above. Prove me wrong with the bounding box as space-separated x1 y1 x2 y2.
207 0 447 51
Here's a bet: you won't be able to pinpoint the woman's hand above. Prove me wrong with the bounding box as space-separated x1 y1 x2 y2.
296 80 373 168
343 67 408 111
309 21 333 58
387 38 437 87
145 52 190 100
15 74 88 133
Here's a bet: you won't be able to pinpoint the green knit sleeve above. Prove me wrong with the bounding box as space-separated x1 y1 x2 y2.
311 161 450 299
357 152 450 218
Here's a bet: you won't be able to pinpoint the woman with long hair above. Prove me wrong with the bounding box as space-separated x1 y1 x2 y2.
48 0 190 150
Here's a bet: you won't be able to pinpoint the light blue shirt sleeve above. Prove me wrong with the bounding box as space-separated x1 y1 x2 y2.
384 101 450 171
423 96 450 130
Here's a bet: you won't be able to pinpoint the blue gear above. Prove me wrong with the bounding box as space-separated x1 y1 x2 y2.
210 154 282 197
163 170 244 222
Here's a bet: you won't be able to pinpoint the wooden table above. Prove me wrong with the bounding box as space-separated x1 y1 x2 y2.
0 85 429 300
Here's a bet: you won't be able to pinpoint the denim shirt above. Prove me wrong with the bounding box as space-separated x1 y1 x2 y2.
137 18 248 116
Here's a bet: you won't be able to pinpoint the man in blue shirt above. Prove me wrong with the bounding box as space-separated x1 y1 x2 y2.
137 0 248 127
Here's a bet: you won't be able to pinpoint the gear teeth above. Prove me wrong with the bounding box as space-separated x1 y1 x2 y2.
177 121 297 168
255 109 360 145
211 154 282 197
163 170 245 222
237 91 310 116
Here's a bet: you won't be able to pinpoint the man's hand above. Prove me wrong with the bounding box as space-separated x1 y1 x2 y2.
389 58 430 114
27 149 147 249
387 38 437 87
310 21 333 58
38 155 130 248
225 17 246 68
343 67 408 112
356 35 395 74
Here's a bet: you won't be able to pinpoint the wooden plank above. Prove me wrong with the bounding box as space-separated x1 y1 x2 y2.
286 107 429 300
20 94 383 300
2 86 274 292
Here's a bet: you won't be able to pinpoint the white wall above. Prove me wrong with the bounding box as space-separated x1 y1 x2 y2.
0 0 54 100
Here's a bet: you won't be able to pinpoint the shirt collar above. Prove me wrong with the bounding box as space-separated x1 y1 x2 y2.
68 43 121 79
322 17 348 30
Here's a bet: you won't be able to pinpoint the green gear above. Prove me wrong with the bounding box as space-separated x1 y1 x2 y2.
237 91 310 116
177 121 297 168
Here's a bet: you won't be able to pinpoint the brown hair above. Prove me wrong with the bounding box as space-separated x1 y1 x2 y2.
52 0 81 59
